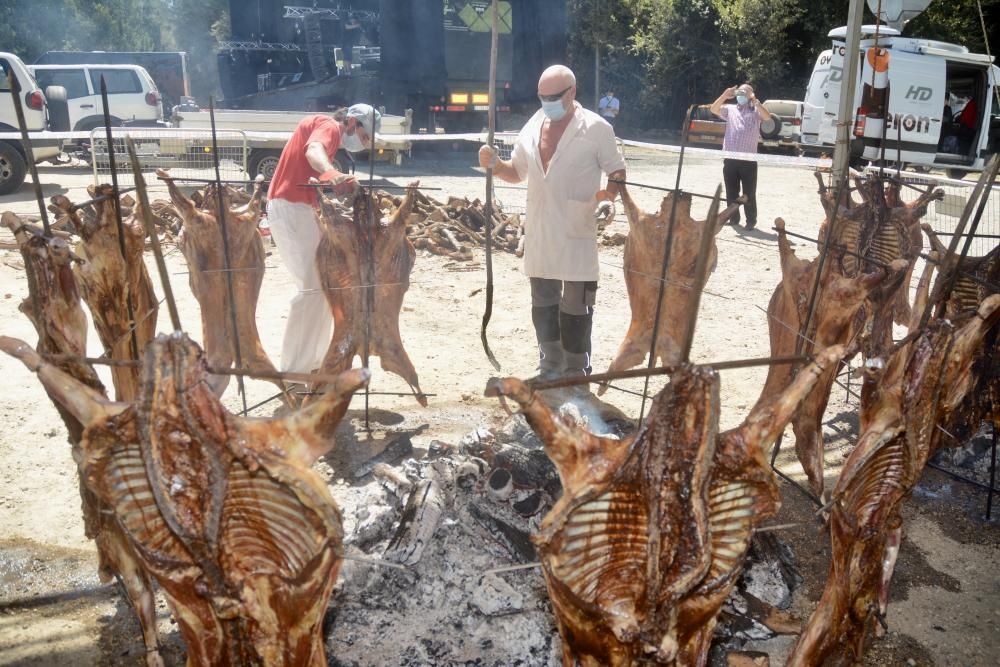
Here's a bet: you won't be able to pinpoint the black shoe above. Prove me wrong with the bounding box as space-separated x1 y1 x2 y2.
745 220 757 230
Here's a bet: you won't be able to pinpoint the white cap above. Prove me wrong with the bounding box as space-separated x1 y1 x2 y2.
347 103 381 135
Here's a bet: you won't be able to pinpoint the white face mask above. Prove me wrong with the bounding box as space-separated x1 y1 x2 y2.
541 99 568 121
341 129 366 153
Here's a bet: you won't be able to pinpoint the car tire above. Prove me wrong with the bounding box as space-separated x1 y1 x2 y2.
0 141 28 196
760 116 782 140
45 86 71 132
247 149 284 181
946 168 966 180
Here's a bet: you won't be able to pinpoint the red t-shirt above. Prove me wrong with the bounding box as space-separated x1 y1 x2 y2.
268 115 342 205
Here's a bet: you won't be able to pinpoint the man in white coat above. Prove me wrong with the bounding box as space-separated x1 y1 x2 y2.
479 65 626 380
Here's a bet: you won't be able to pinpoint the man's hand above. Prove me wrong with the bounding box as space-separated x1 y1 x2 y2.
478 144 499 170
724 86 738 99
315 170 358 196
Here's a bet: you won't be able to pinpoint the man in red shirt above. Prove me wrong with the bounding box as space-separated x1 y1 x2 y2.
266 103 380 374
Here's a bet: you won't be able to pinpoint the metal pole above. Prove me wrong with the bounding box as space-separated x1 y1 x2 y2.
100 77 141 365
6 70 50 234
678 185 722 363
638 105 695 423
480 0 501 371
363 108 378 430
487 354 810 395
208 97 249 416
987 422 997 520
126 138 182 331
832 0 866 187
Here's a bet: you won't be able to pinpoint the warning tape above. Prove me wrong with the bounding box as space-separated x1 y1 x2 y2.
0 128 831 168
618 138 833 169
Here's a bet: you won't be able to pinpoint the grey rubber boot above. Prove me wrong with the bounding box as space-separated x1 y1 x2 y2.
560 310 593 378
532 305 563 378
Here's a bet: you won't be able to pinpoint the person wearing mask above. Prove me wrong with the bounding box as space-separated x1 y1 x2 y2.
478 65 626 383
341 13 362 75
598 89 620 127
710 83 771 229
266 104 380 374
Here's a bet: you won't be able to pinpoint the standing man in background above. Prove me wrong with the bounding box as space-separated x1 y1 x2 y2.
710 83 770 229
478 65 626 383
266 104 380 374
598 89 620 128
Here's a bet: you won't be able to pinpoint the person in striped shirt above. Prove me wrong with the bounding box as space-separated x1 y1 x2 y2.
710 83 771 230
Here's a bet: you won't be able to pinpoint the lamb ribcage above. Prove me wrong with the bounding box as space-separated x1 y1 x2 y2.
222 463 328 576
549 488 648 605
705 481 756 583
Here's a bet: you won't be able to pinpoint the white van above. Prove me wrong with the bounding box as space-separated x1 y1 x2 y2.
800 26 998 177
0 52 65 195
28 64 163 132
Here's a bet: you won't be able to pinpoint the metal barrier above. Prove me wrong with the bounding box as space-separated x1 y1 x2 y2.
90 127 250 187
863 167 1000 257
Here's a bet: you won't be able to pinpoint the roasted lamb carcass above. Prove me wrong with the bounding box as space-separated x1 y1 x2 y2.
1 212 163 666
159 170 283 396
49 186 159 402
817 174 941 348
490 345 845 666
1 331 369 666
922 226 1000 441
314 185 426 405
755 217 906 496
598 188 741 392
788 282 1000 666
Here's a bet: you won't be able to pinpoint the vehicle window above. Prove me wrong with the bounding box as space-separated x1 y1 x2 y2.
33 69 90 99
0 59 11 92
89 69 142 94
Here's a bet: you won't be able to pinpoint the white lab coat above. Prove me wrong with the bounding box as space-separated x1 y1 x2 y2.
510 103 625 282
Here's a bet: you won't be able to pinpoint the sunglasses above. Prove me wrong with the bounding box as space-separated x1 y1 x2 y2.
538 86 572 103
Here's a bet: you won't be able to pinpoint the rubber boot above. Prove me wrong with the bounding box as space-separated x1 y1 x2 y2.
560 310 593 379
531 305 562 379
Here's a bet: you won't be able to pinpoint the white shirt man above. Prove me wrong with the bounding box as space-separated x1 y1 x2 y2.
479 65 626 381
598 91 620 126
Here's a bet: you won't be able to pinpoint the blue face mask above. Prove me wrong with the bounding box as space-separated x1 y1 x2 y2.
736 94 749 106
541 99 568 121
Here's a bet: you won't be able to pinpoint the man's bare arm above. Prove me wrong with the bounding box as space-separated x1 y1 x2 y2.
305 141 339 174
710 87 736 119
478 145 523 184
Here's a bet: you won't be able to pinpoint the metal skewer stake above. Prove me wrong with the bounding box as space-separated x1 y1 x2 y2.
5 70 50 235
99 77 141 366
678 184 722 363
126 137 182 331
363 108 378 430
638 104 696 422
208 97 249 416
479 0 501 371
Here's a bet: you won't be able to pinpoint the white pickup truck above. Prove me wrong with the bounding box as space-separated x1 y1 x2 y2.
170 108 414 179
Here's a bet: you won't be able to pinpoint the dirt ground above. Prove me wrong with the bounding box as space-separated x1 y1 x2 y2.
0 146 997 666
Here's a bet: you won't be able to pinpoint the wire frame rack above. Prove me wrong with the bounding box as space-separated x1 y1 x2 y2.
90 127 250 189
863 167 1000 257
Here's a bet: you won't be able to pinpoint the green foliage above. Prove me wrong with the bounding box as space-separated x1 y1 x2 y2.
569 0 997 130
0 0 228 102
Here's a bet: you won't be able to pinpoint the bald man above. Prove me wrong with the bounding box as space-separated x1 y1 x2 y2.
479 65 626 383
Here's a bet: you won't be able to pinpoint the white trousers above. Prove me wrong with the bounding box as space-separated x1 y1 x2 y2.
266 198 333 373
